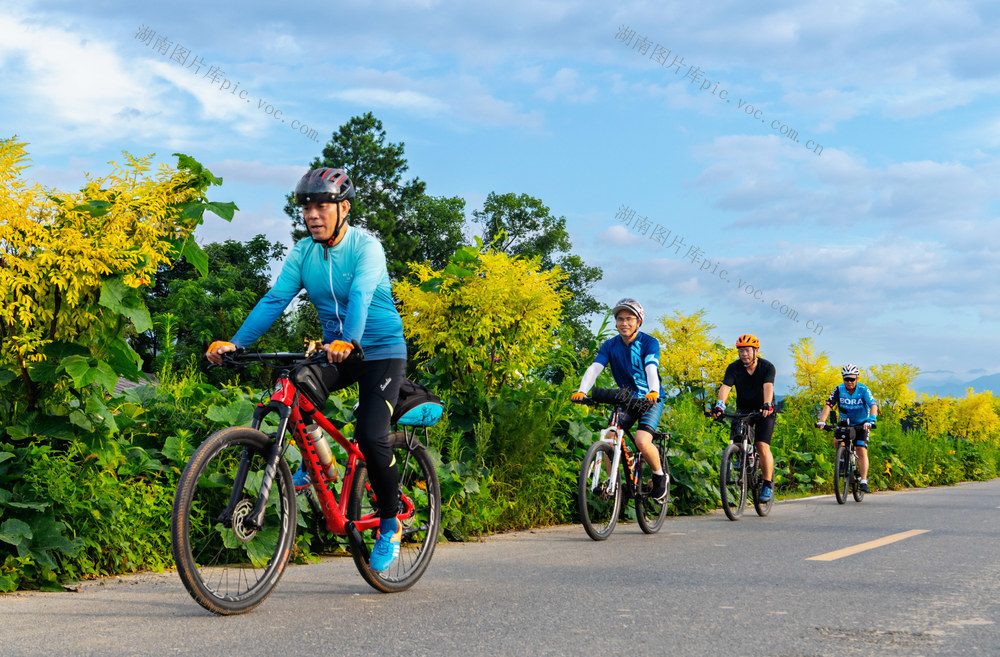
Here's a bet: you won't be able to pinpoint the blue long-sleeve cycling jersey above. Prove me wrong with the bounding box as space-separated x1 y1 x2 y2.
231 226 407 360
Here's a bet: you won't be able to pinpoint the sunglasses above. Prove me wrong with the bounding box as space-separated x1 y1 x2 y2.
843 378 857 383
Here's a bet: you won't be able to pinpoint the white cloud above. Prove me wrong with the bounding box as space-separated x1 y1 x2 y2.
332 88 449 115
536 67 597 104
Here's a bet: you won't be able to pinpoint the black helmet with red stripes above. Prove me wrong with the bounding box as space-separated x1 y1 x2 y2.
294 168 356 205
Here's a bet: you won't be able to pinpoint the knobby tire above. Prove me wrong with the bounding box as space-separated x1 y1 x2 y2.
720 443 746 521
171 427 296 615
579 441 623 540
852 457 865 503
752 459 773 517
834 444 848 505
635 437 669 534
347 432 441 593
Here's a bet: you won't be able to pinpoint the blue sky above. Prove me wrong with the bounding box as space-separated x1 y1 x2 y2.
3 0 999 394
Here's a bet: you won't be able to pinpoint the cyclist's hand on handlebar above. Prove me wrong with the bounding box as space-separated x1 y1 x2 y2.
323 340 355 363
644 391 658 403
761 402 774 417
863 422 873 431
571 391 586 401
206 340 235 365
815 421 826 430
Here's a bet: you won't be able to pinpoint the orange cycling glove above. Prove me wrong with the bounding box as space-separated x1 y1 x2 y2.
328 340 354 352
645 391 659 403
571 392 585 401
207 340 234 355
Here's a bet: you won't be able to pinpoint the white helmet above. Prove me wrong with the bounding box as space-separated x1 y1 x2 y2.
611 298 644 326
841 364 860 378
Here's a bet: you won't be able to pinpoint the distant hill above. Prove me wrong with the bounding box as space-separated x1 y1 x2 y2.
914 373 1000 398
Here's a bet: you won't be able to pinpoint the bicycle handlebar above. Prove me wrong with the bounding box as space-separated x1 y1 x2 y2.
219 339 366 367
704 409 763 421
572 388 653 414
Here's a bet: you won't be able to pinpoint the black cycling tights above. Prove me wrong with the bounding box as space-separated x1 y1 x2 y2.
332 358 406 519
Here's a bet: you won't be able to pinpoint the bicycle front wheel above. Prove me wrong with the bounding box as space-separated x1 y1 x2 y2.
347 432 441 593
171 427 296 615
578 441 623 540
719 444 746 521
834 444 848 505
636 438 669 534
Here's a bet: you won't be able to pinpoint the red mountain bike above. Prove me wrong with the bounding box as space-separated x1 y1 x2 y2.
170 345 441 615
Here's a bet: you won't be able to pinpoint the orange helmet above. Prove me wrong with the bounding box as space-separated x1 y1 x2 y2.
735 334 759 349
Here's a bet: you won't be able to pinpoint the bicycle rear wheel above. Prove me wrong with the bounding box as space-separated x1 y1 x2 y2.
347 432 441 593
719 444 746 521
171 427 296 615
635 437 669 534
851 460 865 502
578 441 623 540
752 465 773 517
834 444 848 505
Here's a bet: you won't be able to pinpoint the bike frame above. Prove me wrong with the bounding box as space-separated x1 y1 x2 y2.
833 425 862 476
724 411 764 488
222 354 414 552
588 406 642 497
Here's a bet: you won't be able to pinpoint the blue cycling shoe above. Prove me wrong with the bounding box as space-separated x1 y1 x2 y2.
292 463 310 489
369 518 402 572
759 484 773 502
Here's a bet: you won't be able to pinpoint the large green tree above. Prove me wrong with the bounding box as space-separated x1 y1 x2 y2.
285 112 465 279
472 192 603 347
136 234 291 373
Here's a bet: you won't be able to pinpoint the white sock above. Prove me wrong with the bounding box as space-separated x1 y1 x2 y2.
653 469 664 476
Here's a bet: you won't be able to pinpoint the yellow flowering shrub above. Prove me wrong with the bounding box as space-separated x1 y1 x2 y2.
0 138 234 413
394 243 569 396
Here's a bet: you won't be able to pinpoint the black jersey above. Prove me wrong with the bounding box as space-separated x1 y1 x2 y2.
722 357 776 411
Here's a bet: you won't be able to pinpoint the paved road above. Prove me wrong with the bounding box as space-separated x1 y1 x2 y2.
2 480 998 657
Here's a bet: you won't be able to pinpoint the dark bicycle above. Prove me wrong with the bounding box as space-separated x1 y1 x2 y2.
823 421 865 504
170 344 441 615
573 388 670 540
708 410 772 520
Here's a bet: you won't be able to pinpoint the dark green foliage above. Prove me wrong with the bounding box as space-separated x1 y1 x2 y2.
134 234 293 379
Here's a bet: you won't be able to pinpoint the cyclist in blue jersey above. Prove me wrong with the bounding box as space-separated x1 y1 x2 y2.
572 298 669 501
816 364 878 493
206 168 406 572
711 334 777 501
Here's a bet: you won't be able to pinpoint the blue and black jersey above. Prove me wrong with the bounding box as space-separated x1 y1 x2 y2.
826 383 877 426
594 332 664 398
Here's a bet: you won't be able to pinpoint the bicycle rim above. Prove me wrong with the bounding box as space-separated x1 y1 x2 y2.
834 445 848 505
348 433 441 592
720 444 746 521
579 441 623 540
636 440 668 534
171 427 296 615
